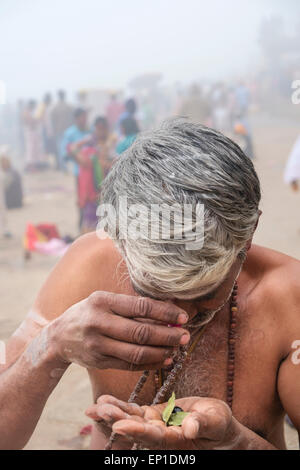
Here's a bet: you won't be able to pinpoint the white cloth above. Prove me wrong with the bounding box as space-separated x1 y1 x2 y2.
284 135 300 184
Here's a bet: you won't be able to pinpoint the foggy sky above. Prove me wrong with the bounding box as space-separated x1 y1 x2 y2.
0 0 299 101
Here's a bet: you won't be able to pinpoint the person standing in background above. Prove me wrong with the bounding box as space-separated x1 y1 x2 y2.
38 93 55 162
284 135 300 191
234 80 250 117
232 81 254 160
0 146 11 239
71 116 116 233
61 108 90 231
105 93 124 131
61 108 90 173
116 116 139 155
210 82 230 131
23 100 44 171
16 100 25 163
179 84 210 125
0 154 23 210
51 90 74 170
118 97 137 129
0 167 7 238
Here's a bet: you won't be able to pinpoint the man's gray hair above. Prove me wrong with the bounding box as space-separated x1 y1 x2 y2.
100 118 261 299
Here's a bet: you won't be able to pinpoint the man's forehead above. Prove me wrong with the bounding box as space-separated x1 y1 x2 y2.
131 254 242 302
132 277 225 303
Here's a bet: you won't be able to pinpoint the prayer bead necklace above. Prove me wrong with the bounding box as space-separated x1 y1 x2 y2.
104 282 238 450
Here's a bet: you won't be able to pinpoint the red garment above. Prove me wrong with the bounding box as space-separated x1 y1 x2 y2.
106 101 124 129
36 223 60 240
24 223 60 252
78 146 98 208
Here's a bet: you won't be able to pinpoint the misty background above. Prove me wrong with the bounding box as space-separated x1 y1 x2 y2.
1 0 300 101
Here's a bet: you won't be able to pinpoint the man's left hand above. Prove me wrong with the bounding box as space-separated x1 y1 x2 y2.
86 395 242 450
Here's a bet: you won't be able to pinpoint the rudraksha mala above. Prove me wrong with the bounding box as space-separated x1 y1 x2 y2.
226 281 238 408
104 282 238 450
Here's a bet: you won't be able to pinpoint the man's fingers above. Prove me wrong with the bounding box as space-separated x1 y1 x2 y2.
85 404 100 421
182 410 223 441
91 403 131 424
143 406 162 422
85 398 140 424
95 404 146 427
89 291 188 325
182 401 231 441
95 336 174 367
99 356 172 371
95 312 190 347
112 420 166 448
112 419 183 449
96 395 145 418
181 412 201 440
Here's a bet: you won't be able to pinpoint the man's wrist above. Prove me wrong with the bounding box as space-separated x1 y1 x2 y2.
24 322 70 373
224 417 248 449
45 320 71 368
225 417 276 450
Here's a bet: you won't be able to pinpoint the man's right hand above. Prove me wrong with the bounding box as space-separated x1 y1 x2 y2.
48 291 190 371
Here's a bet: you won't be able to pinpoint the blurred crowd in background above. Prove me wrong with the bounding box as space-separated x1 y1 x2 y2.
0 78 259 239
0 14 299 243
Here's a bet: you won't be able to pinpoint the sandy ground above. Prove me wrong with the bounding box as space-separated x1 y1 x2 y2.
0 112 299 450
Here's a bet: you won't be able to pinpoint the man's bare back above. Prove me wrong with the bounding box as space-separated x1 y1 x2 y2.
29 233 300 449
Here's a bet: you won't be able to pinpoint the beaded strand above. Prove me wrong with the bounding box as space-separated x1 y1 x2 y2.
226 282 238 409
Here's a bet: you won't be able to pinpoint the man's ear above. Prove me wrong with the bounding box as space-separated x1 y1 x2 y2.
245 210 262 251
253 209 262 231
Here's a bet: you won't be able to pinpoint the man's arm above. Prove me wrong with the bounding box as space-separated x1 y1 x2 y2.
0 234 107 448
226 419 277 450
0 326 69 449
0 234 189 449
276 265 300 444
278 350 300 441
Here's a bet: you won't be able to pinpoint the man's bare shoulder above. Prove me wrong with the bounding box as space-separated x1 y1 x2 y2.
63 232 121 268
52 231 123 281
248 244 300 292
34 232 127 321
246 245 300 351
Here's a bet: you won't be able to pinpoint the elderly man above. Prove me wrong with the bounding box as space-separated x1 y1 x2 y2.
0 120 300 450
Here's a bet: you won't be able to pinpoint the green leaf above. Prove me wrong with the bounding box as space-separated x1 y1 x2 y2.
162 392 176 424
167 411 190 427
